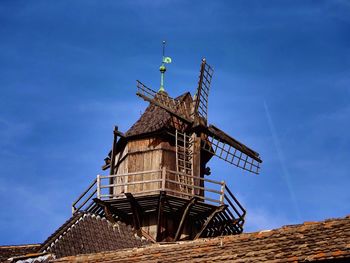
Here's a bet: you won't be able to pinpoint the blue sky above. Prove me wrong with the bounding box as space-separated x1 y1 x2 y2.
0 0 349 245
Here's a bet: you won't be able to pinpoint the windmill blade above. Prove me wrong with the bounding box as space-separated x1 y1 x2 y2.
201 125 262 174
193 59 213 123
136 80 193 124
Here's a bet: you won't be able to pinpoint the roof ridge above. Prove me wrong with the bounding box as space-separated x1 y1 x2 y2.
40 211 144 255
0 244 41 248
40 212 87 252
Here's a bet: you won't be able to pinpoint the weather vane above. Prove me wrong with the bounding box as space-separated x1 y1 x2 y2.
159 40 172 92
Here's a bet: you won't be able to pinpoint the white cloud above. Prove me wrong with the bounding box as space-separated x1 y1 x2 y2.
244 208 291 232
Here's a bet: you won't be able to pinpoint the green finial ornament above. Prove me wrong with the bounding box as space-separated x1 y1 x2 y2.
159 40 172 92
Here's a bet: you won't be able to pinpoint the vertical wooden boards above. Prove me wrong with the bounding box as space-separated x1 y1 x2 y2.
192 135 202 197
111 135 205 199
161 141 176 194
114 144 128 196
119 138 167 195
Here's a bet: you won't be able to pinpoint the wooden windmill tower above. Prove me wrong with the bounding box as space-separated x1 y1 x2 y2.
72 43 262 242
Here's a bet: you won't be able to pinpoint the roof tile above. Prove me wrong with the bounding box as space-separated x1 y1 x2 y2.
39 212 150 259
0 244 41 262
53 214 350 262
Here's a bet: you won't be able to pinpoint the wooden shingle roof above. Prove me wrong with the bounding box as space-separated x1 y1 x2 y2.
126 92 192 138
53 215 350 262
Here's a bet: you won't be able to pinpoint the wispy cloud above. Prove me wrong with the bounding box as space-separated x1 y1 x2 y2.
263 100 301 221
244 207 291 232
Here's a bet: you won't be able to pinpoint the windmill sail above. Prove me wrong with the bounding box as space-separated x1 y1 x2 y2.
136 80 193 124
193 59 213 123
201 125 262 174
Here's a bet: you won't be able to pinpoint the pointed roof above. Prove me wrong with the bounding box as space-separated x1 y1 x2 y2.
40 212 149 259
126 91 192 138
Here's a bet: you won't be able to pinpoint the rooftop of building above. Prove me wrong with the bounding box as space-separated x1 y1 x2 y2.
52 214 350 262
2 214 349 262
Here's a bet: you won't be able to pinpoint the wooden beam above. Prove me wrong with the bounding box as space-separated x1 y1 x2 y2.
137 92 193 124
93 198 129 223
113 129 125 138
156 191 166 242
194 205 226 239
102 161 111 171
207 124 261 162
125 193 143 231
174 197 197 241
101 132 126 171
110 126 118 175
141 229 156 243
109 126 118 196
103 204 116 224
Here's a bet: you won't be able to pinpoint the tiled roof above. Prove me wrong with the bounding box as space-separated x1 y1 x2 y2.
40 211 85 252
7 252 55 263
0 244 41 262
39 212 149 259
126 92 191 138
53 215 350 262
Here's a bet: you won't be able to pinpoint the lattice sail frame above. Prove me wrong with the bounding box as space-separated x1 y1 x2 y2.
201 125 262 174
193 59 213 123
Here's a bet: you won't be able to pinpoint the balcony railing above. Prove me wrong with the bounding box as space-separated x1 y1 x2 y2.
71 178 97 214
72 169 246 224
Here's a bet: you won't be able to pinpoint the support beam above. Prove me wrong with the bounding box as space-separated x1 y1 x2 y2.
102 128 126 171
164 197 176 214
174 197 197 241
103 204 117 224
113 129 125 138
156 191 166 242
110 126 118 175
194 205 226 239
125 193 143 231
141 229 156 243
109 126 118 195
93 198 129 223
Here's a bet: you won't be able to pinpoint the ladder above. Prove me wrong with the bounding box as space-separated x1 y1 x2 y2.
175 130 194 195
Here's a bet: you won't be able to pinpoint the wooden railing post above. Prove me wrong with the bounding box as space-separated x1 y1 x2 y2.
97 174 101 199
162 167 166 191
220 181 225 204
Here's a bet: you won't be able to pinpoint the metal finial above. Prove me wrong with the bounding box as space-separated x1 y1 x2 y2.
159 40 171 92
162 40 166 57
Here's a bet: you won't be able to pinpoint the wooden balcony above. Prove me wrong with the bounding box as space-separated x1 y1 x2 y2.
72 169 246 240
98 169 225 204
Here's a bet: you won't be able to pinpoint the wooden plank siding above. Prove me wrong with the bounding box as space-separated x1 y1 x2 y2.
112 136 204 199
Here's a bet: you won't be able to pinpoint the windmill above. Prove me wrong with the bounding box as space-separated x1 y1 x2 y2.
136 58 262 177
72 43 262 242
